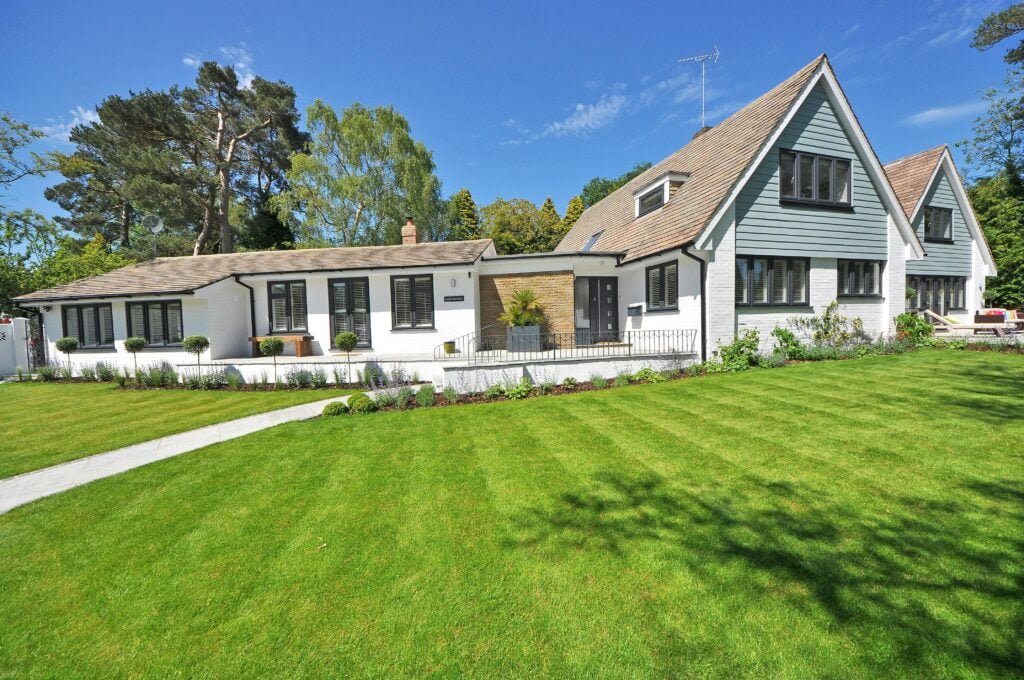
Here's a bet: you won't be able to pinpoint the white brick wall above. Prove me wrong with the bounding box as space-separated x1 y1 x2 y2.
705 204 737 354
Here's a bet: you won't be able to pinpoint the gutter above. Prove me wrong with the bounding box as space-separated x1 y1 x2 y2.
680 244 707 363
233 275 257 339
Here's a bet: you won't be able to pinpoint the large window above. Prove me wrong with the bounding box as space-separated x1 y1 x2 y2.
637 186 664 217
838 260 883 297
646 261 678 311
330 278 371 347
907 275 966 314
62 303 114 349
268 281 308 333
779 149 851 206
126 301 183 346
923 206 953 242
735 256 808 306
391 275 434 329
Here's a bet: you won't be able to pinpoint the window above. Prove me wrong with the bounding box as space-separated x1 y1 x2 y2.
923 206 953 242
838 260 883 297
735 256 809 306
62 304 114 348
329 278 371 347
779 149 852 206
268 281 307 333
126 301 183 346
637 186 664 217
907 275 966 313
391 275 434 329
581 231 603 252
646 261 678 311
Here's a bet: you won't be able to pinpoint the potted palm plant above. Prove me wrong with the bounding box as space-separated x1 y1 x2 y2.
498 289 545 352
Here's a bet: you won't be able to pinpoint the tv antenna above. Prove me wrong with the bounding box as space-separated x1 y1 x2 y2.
142 215 164 258
679 46 720 128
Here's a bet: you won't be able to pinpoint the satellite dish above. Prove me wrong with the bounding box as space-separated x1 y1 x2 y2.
142 215 164 234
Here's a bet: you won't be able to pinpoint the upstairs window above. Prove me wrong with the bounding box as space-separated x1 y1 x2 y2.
735 256 808 306
779 150 851 206
646 261 678 311
637 186 665 217
838 260 883 297
62 303 114 349
268 281 308 333
392 275 434 329
126 301 184 346
923 206 953 242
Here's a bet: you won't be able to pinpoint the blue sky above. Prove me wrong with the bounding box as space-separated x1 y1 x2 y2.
0 0 1013 221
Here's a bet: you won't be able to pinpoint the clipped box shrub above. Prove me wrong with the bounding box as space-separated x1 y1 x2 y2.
322 401 349 417
347 392 377 414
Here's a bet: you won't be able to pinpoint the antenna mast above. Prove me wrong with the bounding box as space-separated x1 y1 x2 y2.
678 46 720 128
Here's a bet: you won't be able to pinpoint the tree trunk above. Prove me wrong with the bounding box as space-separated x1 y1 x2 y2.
193 191 217 256
121 204 131 248
218 162 233 253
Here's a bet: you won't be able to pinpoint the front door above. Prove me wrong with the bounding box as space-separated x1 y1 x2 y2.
589 277 619 342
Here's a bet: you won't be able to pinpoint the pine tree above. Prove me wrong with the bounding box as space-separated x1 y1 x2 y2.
563 195 584 231
448 188 480 240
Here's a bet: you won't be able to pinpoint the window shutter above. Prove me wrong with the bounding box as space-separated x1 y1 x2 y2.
167 303 183 343
665 263 678 307
414 276 433 326
82 307 98 347
352 279 370 344
148 305 165 344
99 306 114 346
332 281 350 336
735 259 749 304
835 160 851 203
771 259 788 304
64 307 79 341
751 258 768 303
393 278 412 327
791 260 807 304
129 304 146 339
647 267 662 308
290 284 307 330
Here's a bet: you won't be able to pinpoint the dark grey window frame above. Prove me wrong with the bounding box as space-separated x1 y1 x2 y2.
779 149 852 208
390 274 435 330
907 275 966 312
637 186 665 217
837 260 884 298
735 255 811 307
328 277 372 348
267 280 308 334
61 303 115 349
125 300 184 347
645 261 679 312
923 206 954 243
581 231 604 252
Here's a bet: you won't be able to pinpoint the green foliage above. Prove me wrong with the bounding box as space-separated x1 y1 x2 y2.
79 366 96 382
536 196 567 251
36 365 57 382
311 368 328 389
497 288 545 327
562 195 585 232
770 326 804 360
590 375 608 388
968 174 1024 307
755 351 787 368
416 385 436 407
124 337 146 353
225 371 244 390
322 401 349 417
790 302 865 346
59 365 74 381
442 386 458 404
447 188 480 241
479 197 543 255
1 210 57 313
614 372 631 387
561 377 578 390
273 100 444 246
395 386 415 408
482 383 506 400
632 367 666 384
334 332 358 353
139 365 179 388
259 337 285 357
504 378 532 400
55 336 79 355
33 234 135 292
95 362 115 382
182 335 210 355
716 329 760 371
186 371 225 390
972 4 1024 63
581 162 652 207
346 392 377 414
895 313 934 345
286 369 313 388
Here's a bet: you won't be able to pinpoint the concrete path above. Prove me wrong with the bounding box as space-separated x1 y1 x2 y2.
0 394 354 515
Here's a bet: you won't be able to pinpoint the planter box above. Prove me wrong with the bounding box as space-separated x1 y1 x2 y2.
507 325 541 352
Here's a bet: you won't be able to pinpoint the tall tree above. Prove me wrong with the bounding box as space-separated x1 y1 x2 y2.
960 68 1024 191
969 175 1024 308
537 196 566 251
0 113 43 189
181 63 302 254
1 210 57 312
580 161 652 207
32 234 135 292
480 198 548 254
972 3 1024 63
272 100 444 246
563 195 585 231
447 187 480 241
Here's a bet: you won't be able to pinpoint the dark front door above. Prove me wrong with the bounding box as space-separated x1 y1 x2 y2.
589 277 619 342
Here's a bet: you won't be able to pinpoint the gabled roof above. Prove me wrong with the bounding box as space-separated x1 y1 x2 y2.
884 145 997 274
14 239 494 303
556 55 825 262
884 145 947 219
557 55 922 263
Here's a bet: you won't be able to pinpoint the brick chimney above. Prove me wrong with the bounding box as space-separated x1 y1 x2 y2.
401 217 418 245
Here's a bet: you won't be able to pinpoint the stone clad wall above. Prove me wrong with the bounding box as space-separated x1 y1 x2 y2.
479 271 575 348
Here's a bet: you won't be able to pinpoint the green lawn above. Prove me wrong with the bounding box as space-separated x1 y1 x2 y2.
1 351 1021 678
0 383 347 478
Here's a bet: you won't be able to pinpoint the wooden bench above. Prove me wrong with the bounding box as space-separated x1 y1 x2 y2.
249 335 313 358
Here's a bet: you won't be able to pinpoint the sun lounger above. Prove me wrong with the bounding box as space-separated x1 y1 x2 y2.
923 309 1014 337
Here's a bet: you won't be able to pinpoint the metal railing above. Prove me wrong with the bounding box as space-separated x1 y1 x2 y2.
434 327 699 365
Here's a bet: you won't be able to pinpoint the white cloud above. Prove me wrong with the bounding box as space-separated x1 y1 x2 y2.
541 93 629 138
182 53 202 68
39 106 100 141
902 100 986 125
926 25 974 47
843 23 862 39
218 43 255 88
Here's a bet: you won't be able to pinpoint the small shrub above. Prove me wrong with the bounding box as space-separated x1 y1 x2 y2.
226 372 244 390
37 365 58 382
755 351 787 368
716 329 760 372
790 301 865 346
395 386 415 408
186 371 225 390
590 375 608 389
771 326 804 359
259 336 285 385
286 368 313 388
895 312 933 345
124 336 147 378
311 368 328 389
115 370 128 387
80 365 97 382
416 385 436 407
538 381 555 394
55 336 78 374
95 362 115 382
322 401 349 417
614 372 631 387
389 366 411 385
15 366 25 382
442 386 458 404
482 383 505 400
347 392 377 414
373 389 398 408
183 335 210 377
561 376 578 390
505 377 532 400
334 332 358 385
632 367 667 384
361 363 385 388
684 363 706 378
59 365 74 381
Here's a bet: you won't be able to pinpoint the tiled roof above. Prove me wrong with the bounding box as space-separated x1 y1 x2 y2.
556 55 827 263
14 239 494 303
883 145 946 219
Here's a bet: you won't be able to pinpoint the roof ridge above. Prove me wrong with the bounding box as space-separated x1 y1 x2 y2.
883 144 947 168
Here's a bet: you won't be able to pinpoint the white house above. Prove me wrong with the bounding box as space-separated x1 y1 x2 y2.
11 55 996 386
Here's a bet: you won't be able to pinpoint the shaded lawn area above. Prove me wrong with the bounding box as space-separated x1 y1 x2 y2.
0 383 349 478
1 350 1022 678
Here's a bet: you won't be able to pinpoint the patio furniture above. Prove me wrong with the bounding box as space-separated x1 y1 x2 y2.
249 334 313 358
923 310 1014 337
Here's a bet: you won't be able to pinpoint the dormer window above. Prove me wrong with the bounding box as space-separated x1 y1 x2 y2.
779 149 851 206
637 187 665 217
582 231 603 252
923 206 953 242
632 171 688 218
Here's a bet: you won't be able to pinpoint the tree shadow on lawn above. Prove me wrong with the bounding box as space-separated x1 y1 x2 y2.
940 362 1024 425
508 471 1024 675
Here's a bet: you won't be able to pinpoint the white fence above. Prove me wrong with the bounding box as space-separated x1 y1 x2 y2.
0 318 31 378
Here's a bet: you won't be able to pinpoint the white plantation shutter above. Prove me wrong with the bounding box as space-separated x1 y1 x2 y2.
290 283 307 330
167 303 183 343
352 279 370 344
332 280 350 336
129 304 146 338
414 276 433 327
665 262 677 307
393 278 412 327
98 306 114 346
791 260 807 304
64 307 79 342
735 259 749 303
772 259 788 304
148 305 165 344
82 307 99 347
647 267 662 309
751 258 768 304
270 284 288 331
